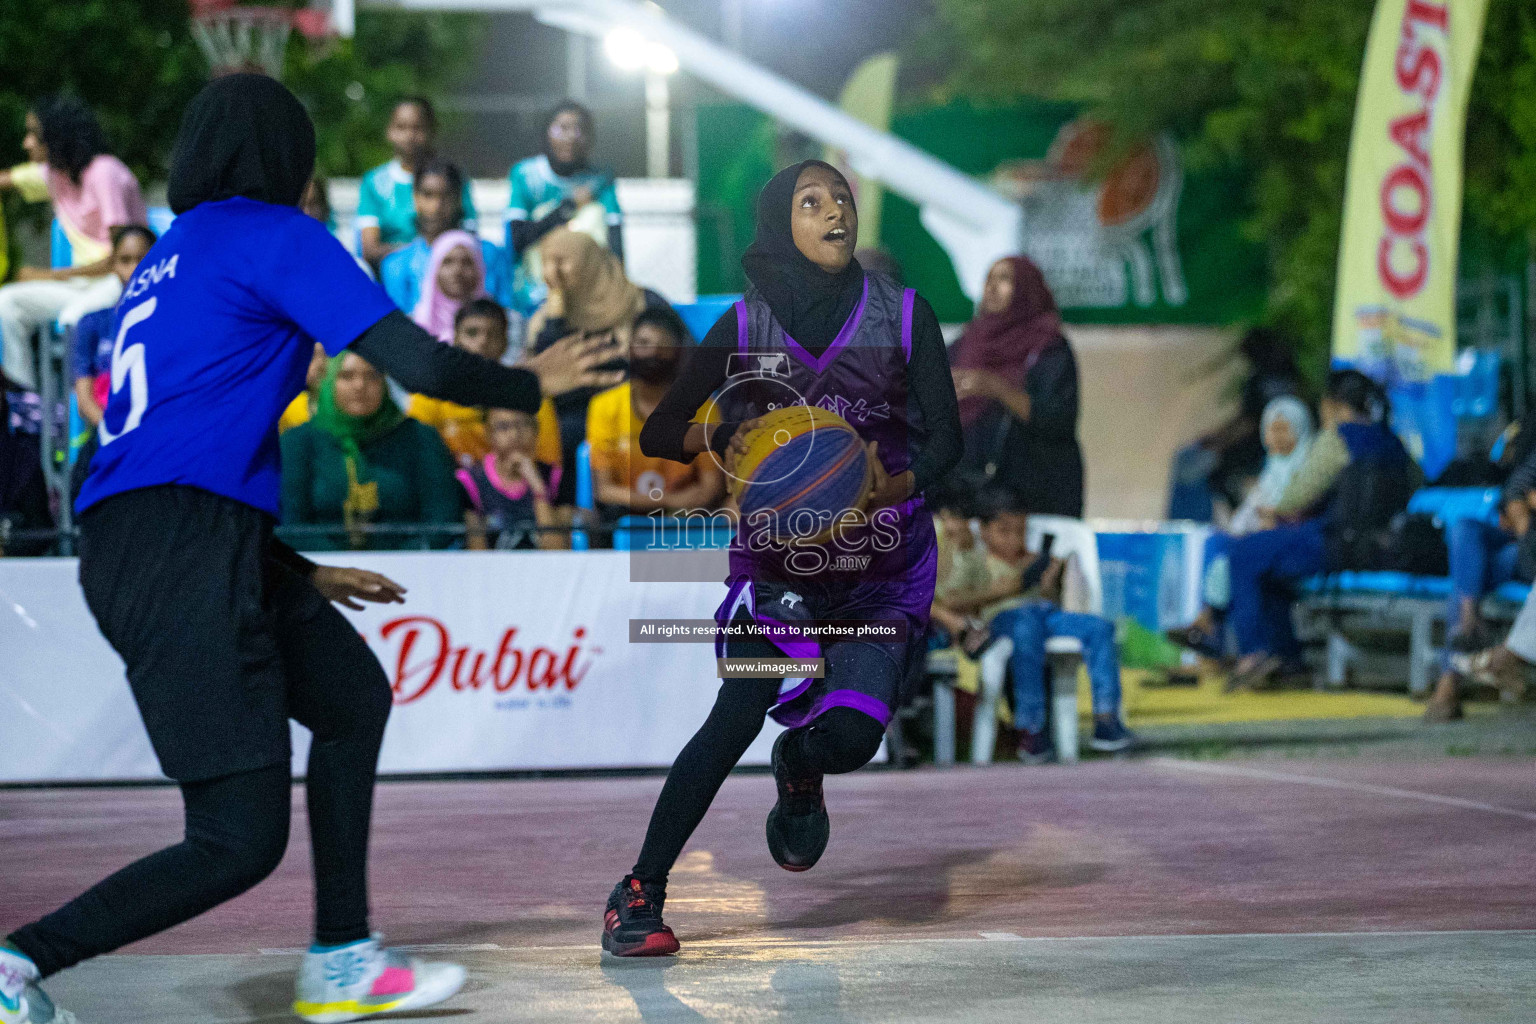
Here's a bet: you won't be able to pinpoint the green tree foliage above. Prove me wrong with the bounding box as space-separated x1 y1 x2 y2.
939 0 1536 377
0 0 205 184
284 7 486 176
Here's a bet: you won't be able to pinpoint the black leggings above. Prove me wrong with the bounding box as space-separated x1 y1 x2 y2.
9 563 391 978
631 639 890 884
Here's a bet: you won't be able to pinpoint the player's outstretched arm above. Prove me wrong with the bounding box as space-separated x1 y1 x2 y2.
349 311 621 412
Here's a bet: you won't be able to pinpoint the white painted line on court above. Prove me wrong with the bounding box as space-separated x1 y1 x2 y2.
257 943 503 955
1153 758 1536 823
441 928 1536 953
978 932 1024 940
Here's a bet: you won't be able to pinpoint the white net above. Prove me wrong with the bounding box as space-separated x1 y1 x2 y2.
191 6 293 78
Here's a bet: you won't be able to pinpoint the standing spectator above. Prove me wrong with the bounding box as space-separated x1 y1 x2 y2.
460 406 564 550
354 97 476 266
949 255 1084 517
505 101 623 314
69 225 157 426
1224 370 1419 688
585 306 723 517
529 228 666 504
280 352 463 550
380 160 511 313
407 298 561 468
0 97 147 391
1167 327 1304 522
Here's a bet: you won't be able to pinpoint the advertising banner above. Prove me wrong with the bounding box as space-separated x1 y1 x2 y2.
0 552 780 783
1332 0 1490 380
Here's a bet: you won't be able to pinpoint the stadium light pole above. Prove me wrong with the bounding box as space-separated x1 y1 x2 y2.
603 27 678 177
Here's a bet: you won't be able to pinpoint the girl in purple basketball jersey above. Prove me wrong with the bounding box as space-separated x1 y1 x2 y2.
601 161 962 956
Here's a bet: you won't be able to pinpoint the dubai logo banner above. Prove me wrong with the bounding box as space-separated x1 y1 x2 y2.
1332 0 1490 381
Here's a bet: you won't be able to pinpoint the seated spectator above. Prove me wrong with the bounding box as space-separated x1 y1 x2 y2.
280 351 463 550
1426 587 1534 722
301 175 374 278
1441 438 1536 652
927 488 990 642
409 227 494 344
380 160 512 315
356 97 476 267
69 225 157 426
940 492 1133 762
0 391 51 556
1167 396 1315 657
506 101 623 315
460 406 564 550
0 97 147 392
407 297 561 467
530 228 667 504
949 255 1084 517
278 343 329 434
1167 327 1304 522
585 306 722 517
1225 369 1420 689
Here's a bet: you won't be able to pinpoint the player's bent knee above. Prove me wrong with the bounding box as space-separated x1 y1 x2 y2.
816 708 886 774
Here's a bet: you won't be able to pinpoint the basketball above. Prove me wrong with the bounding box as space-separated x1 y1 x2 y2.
729 405 872 543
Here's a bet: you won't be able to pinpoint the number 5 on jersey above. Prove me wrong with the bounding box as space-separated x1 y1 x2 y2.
99 297 156 446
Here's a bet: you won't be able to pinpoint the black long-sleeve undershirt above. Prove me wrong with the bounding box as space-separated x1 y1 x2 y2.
509 206 625 261
348 310 542 415
637 294 962 494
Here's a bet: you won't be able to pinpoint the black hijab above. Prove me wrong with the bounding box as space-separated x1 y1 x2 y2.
741 160 864 356
168 74 316 215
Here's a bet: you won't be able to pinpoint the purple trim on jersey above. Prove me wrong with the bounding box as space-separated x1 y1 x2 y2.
780 276 869 374
735 300 749 355
456 468 482 512
900 288 916 362
758 615 819 660
769 687 893 730
818 689 894 727
775 677 817 707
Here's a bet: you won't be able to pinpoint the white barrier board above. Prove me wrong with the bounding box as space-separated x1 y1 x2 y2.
0 551 779 783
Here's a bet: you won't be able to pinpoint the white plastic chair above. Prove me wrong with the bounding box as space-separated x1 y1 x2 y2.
933 516 1102 765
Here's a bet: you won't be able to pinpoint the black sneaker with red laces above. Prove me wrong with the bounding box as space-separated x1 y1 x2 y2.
766 729 830 871
602 876 680 957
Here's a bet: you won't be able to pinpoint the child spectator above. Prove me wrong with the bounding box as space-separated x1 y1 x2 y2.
506 102 623 314
585 306 722 516
407 297 561 468
944 491 1133 761
69 225 156 426
380 159 511 314
0 97 147 391
355 97 476 266
927 488 990 641
460 406 565 550
280 351 463 550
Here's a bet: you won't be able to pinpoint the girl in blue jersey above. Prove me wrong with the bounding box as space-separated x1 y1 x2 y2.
600 162 963 957
0 76 618 1024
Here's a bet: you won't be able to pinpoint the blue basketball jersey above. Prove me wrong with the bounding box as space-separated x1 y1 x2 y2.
77 198 397 518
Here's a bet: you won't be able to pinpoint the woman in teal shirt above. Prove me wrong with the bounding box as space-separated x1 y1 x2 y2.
281 351 464 549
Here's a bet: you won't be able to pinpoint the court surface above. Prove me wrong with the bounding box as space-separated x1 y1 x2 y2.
3 756 1533 1022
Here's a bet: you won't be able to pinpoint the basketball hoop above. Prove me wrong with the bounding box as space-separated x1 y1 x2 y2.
190 0 334 79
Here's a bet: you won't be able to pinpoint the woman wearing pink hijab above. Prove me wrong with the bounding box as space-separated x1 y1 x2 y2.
411 229 489 343
949 255 1083 516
